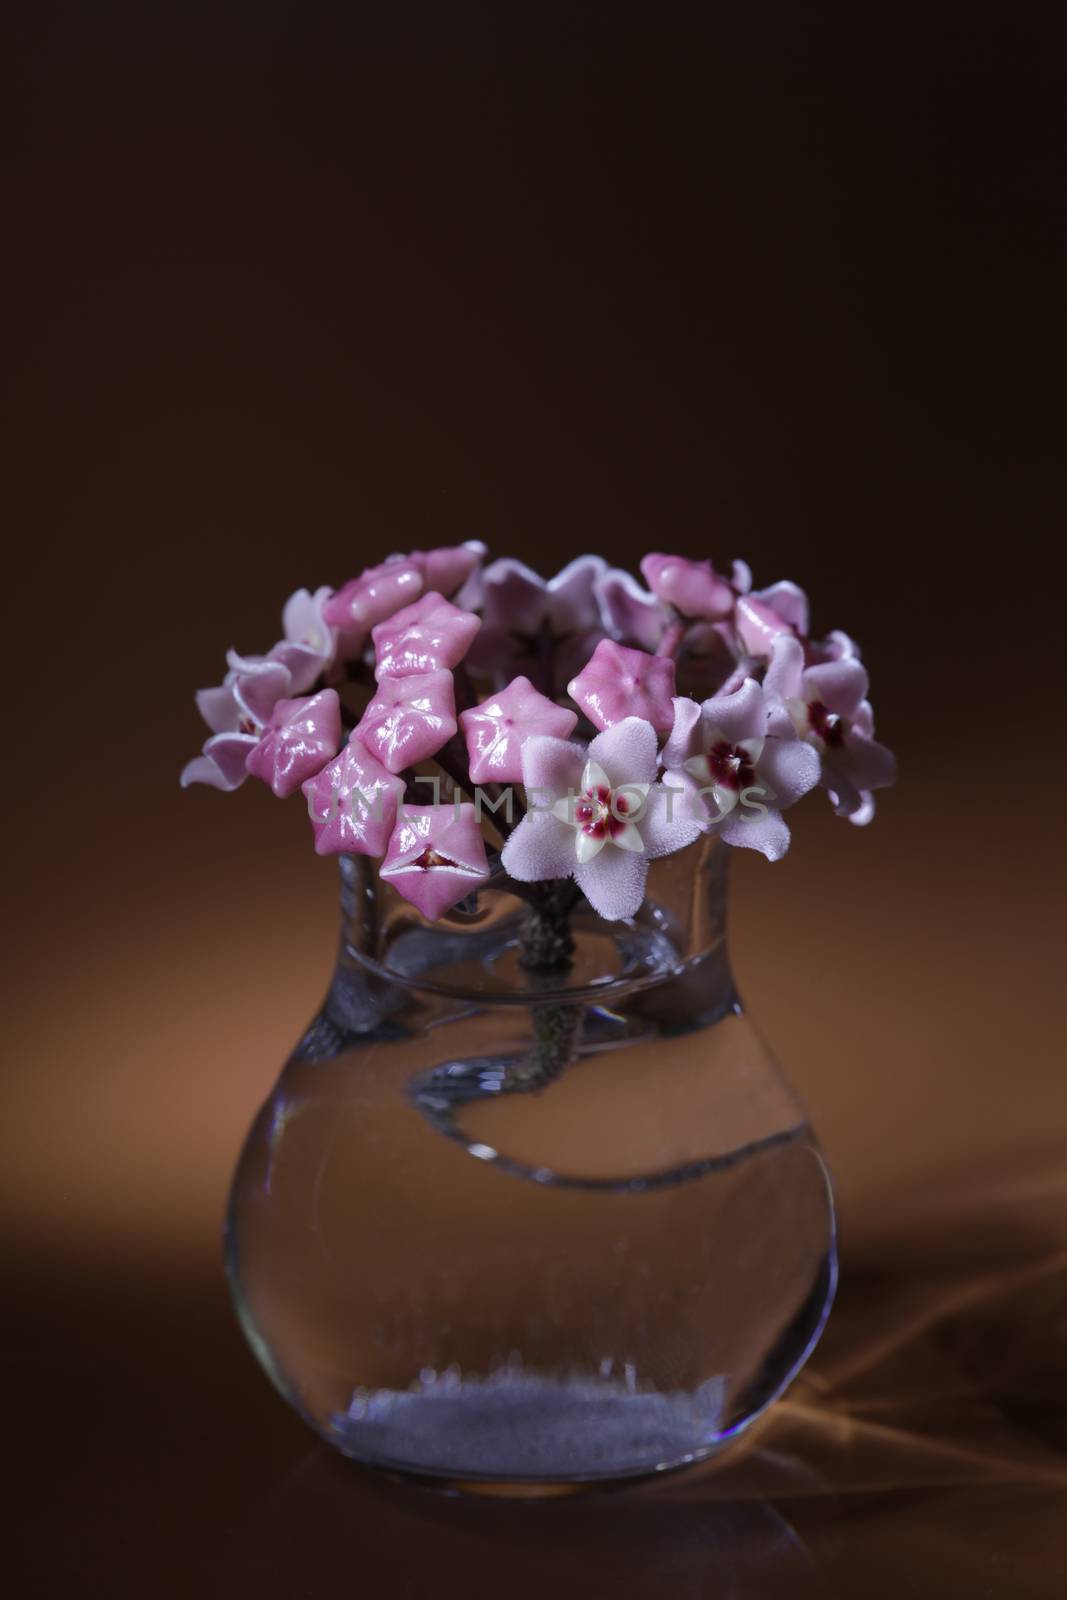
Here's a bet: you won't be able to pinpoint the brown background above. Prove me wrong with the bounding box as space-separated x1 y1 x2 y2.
4 5 1067 1595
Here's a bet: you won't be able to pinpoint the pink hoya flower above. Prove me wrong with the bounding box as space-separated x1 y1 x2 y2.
245 689 343 799
302 738 405 856
354 669 457 773
501 718 702 921
765 635 896 824
662 678 820 861
414 540 487 601
466 555 607 686
267 586 338 693
372 592 481 680
735 579 859 665
459 674 578 785
324 544 486 662
181 656 292 791
381 803 490 920
567 639 677 735
595 567 671 652
640 553 751 621
324 557 425 661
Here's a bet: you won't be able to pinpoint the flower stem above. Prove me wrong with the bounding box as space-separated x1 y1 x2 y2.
518 880 580 973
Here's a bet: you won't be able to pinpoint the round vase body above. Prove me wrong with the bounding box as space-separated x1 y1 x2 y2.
225 839 836 1486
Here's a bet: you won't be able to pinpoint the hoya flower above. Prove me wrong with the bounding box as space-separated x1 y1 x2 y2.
640 553 751 622
501 718 702 921
466 555 607 687
662 678 820 861
302 738 405 856
595 567 672 652
181 656 292 791
413 540 487 602
270 586 338 693
322 544 488 663
245 688 342 799
324 557 426 660
354 669 457 773
371 591 481 680
567 639 677 735
765 635 896 824
381 803 490 920
459 674 578 785
734 587 804 658
735 579 859 665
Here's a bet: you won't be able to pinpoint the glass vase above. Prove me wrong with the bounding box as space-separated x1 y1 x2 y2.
224 834 836 1488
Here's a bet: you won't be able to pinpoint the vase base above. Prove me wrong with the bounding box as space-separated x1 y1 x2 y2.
325 1365 729 1486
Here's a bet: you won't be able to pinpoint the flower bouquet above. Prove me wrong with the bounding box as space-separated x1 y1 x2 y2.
183 543 895 929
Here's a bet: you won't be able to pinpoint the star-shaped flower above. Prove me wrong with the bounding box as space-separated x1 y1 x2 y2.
567 639 677 734
371 591 481 680
765 635 896 824
181 656 293 791
459 674 578 785
735 579 859 665
302 738 406 856
662 678 820 860
501 718 702 921
353 670 457 773
381 803 490 920
245 688 343 798
595 567 672 651
413 540 487 602
270 586 338 692
465 555 607 688
322 545 488 663
640 553 750 621
323 557 426 660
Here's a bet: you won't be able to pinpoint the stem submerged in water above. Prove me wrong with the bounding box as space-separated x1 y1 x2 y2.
518 880 580 974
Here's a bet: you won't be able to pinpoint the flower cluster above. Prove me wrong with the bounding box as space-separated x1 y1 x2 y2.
183 546 895 921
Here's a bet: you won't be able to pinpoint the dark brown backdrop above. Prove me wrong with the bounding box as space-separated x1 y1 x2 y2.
4 6 1066 1596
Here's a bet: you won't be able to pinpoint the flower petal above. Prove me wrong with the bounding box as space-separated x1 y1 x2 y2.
757 737 821 811
699 677 766 746
520 735 586 800
574 849 649 921
595 567 668 651
752 580 809 635
575 827 606 863
764 635 805 705
660 696 703 771
500 812 577 882
804 659 869 720
479 558 548 635
844 732 897 792
586 717 660 790
720 804 791 861
640 779 706 857
545 555 607 634
181 731 259 791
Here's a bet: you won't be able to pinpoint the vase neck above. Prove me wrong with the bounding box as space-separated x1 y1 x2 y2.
332 834 734 1012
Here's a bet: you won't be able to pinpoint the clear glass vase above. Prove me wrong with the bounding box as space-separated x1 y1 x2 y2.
224 835 836 1488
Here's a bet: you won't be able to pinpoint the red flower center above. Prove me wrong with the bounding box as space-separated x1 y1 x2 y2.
807 700 845 748
705 740 755 792
574 783 632 841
